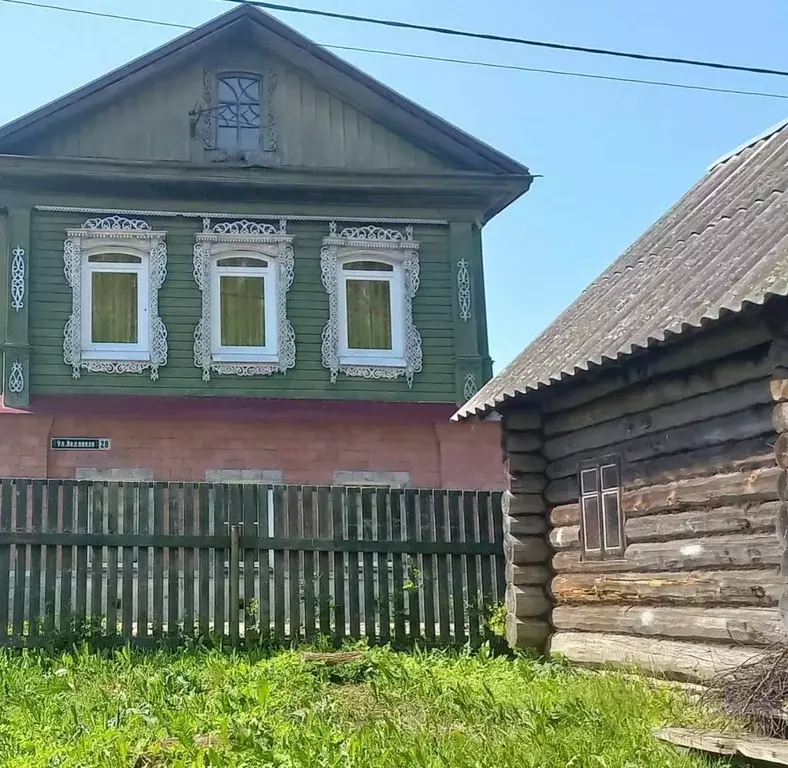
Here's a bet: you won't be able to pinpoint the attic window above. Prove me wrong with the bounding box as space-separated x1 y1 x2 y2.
579 458 624 560
217 74 261 151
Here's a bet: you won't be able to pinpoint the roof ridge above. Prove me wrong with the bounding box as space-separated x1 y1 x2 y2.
706 117 788 173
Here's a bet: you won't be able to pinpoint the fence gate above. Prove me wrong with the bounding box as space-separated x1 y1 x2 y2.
0 480 505 646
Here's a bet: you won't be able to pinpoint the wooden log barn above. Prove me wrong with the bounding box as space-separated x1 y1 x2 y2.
455 119 788 680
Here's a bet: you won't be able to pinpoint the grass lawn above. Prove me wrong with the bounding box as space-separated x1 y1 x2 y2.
0 645 730 767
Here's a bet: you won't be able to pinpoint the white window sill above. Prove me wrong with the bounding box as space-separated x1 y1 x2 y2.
82 348 151 362
339 354 406 368
212 351 280 363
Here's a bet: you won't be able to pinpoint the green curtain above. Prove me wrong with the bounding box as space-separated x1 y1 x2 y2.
346 279 392 350
220 275 266 347
91 272 138 344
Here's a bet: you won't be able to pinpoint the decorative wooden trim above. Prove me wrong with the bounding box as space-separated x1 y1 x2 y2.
9 246 24 312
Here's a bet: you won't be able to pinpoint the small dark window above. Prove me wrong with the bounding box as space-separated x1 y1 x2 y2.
216 74 261 152
579 458 623 559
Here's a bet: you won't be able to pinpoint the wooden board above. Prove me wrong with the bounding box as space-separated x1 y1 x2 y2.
654 728 788 765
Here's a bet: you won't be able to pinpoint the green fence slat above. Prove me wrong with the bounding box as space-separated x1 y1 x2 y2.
242 484 255 640
168 484 181 637
43 480 59 635
491 491 506 603
346 487 361 639
213 484 226 639
257 486 270 637
478 491 494 637
90 484 104 633
449 491 466 645
74 482 89 634
59 481 74 635
105 483 119 637
0 481 13 639
28 480 44 637
463 492 481 642
302 486 316 641
183 484 195 636
418 490 433 642
287 486 301 640
228 483 241 646
331 486 345 642
390 489 406 645
152 483 165 638
137 483 150 639
361 488 376 642
376 488 391 645
405 489 421 641
272 486 286 639
317 486 331 637
434 491 451 644
121 483 135 638
198 484 210 638
12 480 28 638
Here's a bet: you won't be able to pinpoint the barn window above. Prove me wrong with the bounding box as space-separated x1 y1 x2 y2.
579 458 623 559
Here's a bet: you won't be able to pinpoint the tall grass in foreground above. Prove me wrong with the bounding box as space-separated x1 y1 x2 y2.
0 645 729 767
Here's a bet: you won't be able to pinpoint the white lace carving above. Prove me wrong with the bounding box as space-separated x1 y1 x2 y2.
7 361 24 394
463 372 478 400
83 216 151 231
10 246 25 312
457 259 471 322
263 69 277 152
193 223 295 380
62 217 168 380
321 223 422 388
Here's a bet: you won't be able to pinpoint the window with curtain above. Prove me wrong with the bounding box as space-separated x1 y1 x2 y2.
84 252 148 356
339 259 404 361
579 458 624 560
216 74 261 152
210 255 277 360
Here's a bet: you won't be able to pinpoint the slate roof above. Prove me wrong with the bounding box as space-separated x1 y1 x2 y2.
456 118 788 420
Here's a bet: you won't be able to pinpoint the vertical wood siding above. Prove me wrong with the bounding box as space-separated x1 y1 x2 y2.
28 211 456 400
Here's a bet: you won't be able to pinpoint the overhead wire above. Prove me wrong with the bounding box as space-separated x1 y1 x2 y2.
1 0 788 101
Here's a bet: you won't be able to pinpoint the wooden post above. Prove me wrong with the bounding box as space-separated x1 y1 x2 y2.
229 524 240 646
501 406 552 649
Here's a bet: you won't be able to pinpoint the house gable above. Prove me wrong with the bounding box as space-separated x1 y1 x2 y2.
0 7 525 174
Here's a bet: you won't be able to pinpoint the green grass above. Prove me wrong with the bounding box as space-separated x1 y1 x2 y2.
0 645 730 767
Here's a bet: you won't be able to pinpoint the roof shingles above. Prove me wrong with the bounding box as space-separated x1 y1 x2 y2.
456 120 788 420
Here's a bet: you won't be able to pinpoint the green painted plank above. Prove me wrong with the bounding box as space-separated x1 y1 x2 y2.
152 483 165 638
90 484 104 633
213 484 226 638
346 487 361 639
257 486 270 637
477 491 493 637
316 486 331 637
242 484 255 639
462 492 481 642
448 491 466 645
121 483 135 638
491 491 506 603
434 491 451 644
28 480 43 637
105 483 118 637
198 484 210 638
183 483 195 636
168 483 181 636
272 486 286 639
0 482 12 639
43 480 59 635
331 486 345 642
390 489 406 644
287 485 301 640
302 486 316 641
137 483 150 639
404 490 421 641
74 482 88 633
376 488 391 645
12 481 28 637
59 481 74 635
227 483 242 645
361 488 376 641
417 490 433 642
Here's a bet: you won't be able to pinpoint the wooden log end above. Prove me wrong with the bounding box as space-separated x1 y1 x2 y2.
503 493 546 517
503 409 542 431
506 614 550 649
771 378 788 403
506 584 551 618
505 514 547 536
506 534 551 565
506 563 552 587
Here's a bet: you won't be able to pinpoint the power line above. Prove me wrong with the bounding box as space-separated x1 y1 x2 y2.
233 0 788 80
2 0 788 101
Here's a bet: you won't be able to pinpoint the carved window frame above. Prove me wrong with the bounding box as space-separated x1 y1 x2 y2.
193 219 295 381
321 224 422 388
63 216 168 380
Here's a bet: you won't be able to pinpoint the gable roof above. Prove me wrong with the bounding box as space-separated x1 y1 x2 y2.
456 118 788 420
0 4 528 176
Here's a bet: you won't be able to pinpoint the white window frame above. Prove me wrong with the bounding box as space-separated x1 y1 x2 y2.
63 216 168 380
321 223 422 387
193 219 295 380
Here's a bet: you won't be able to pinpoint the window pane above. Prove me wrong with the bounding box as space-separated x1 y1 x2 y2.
88 253 141 264
217 125 238 151
582 495 601 552
343 261 394 272
216 257 268 268
346 279 392 350
580 468 598 494
220 275 265 347
239 127 260 151
603 492 622 550
91 272 138 344
601 464 619 490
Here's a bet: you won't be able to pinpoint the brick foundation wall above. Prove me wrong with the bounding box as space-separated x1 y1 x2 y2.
0 413 504 489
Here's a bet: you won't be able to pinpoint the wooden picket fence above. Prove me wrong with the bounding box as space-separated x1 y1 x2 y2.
0 479 505 647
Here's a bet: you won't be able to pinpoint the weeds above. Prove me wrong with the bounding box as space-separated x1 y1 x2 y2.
0 645 727 767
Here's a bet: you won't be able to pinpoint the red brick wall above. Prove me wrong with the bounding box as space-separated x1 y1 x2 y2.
0 413 504 489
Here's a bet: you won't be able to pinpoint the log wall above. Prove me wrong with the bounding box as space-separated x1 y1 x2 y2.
500 312 785 680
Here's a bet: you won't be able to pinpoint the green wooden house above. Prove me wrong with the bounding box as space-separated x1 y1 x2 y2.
0 4 531 488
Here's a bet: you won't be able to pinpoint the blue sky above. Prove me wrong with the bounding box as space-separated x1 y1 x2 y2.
0 0 786 372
